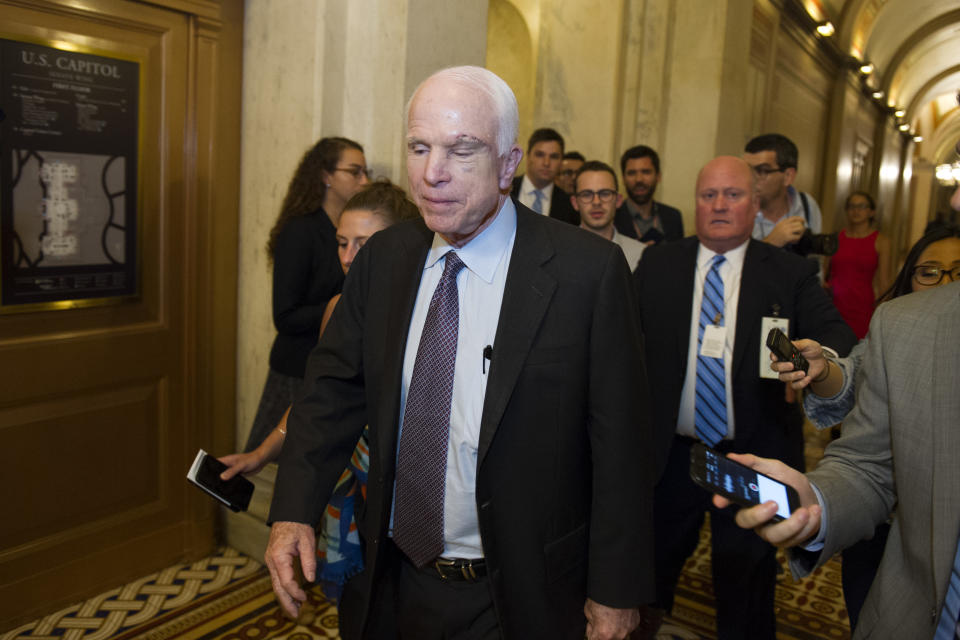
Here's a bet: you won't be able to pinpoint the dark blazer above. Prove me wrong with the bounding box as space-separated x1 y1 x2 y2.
614 201 684 243
634 237 856 479
510 175 579 225
268 209 344 378
270 201 655 639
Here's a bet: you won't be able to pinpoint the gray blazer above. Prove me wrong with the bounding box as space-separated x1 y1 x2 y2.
790 281 960 638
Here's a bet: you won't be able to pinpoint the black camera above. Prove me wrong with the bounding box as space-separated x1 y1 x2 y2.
793 229 838 256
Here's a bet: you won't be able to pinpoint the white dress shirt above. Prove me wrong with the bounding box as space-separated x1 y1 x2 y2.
518 174 553 215
392 197 517 558
677 240 748 439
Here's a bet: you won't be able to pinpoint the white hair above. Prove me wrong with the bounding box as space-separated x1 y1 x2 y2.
405 66 519 156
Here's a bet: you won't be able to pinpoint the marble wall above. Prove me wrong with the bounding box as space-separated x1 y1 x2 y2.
236 0 487 450
487 0 754 228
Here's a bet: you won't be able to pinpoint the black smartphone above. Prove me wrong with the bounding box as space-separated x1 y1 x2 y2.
188 450 254 512
765 327 808 375
689 443 800 522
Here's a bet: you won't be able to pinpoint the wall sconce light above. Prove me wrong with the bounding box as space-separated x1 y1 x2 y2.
936 163 960 186
894 109 906 118
913 135 923 143
859 62 875 75
816 22 835 37
872 91 884 99
898 123 910 132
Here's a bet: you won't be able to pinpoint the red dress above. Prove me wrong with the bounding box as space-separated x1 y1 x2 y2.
829 230 878 338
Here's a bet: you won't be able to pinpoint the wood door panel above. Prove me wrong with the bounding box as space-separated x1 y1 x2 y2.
0 0 241 628
0 380 162 551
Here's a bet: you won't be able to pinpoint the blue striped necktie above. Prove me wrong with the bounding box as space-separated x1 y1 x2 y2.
934 535 960 639
531 189 544 214
695 254 727 446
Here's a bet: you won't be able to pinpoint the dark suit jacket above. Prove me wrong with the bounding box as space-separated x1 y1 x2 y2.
614 201 684 243
634 237 856 479
510 175 579 225
270 201 655 639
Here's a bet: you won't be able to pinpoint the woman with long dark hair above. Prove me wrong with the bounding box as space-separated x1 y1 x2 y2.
245 137 369 451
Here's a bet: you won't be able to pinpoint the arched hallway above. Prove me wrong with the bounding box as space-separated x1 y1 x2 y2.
2 0 959 637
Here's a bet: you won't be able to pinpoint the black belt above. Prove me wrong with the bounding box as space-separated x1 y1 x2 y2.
431 556 486 582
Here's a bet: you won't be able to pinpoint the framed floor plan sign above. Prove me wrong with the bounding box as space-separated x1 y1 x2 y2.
0 37 139 311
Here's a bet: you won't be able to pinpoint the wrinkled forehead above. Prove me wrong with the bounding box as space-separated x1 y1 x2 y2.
407 77 498 143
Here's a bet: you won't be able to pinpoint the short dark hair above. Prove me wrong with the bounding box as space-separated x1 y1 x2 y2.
563 151 586 162
744 134 798 170
574 160 619 193
620 145 660 175
527 128 565 154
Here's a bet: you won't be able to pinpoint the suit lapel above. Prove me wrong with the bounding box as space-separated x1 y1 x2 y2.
732 241 765 379
477 207 556 467
376 221 432 472
929 287 960 602
674 239 699 374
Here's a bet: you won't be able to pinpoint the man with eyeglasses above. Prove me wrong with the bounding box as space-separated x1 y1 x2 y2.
571 160 645 271
555 151 585 195
510 128 579 225
743 134 823 253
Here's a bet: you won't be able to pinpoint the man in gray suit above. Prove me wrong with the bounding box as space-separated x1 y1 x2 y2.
716 280 960 639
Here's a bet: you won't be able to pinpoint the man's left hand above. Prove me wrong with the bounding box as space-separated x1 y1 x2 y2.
584 599 640 640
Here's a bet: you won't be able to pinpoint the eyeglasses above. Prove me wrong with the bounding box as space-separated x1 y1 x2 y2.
575 189 617 203
912 265 960 286
333 166 371 179
750 165 786 178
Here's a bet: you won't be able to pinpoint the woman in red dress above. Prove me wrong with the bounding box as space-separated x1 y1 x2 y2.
827 191 892 338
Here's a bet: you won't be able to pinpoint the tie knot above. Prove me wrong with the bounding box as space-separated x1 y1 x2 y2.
442 251 465 281
712 254 726 270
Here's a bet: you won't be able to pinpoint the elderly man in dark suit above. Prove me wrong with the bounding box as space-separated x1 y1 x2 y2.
633 156 855 638
264 66 654 640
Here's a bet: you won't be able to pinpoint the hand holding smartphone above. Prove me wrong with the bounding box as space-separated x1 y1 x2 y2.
766 327 808 375
689 443 800 522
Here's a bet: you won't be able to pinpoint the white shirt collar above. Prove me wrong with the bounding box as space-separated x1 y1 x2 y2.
520 174 553 199
697 238 749 271
425 197 517 285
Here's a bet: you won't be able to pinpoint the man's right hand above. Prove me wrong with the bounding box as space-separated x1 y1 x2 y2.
264 521 317 618
711 453 822 548
764 216 805 247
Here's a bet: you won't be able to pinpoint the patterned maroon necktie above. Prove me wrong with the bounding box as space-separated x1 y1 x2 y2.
393 251 465 567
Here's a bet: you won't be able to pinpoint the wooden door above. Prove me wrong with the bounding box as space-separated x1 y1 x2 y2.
0 0 241 626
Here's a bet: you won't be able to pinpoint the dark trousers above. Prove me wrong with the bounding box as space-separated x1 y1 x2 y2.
654 437 779 640
341 540 501 640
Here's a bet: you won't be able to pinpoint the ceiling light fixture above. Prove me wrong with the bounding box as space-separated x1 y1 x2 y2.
898 123 910 132
816 22 835 37
894 109 906 118
872 91 884 100
913 136 923 143
859 62 875 75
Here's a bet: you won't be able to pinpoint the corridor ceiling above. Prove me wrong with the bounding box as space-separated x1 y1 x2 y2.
810 0 960 163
